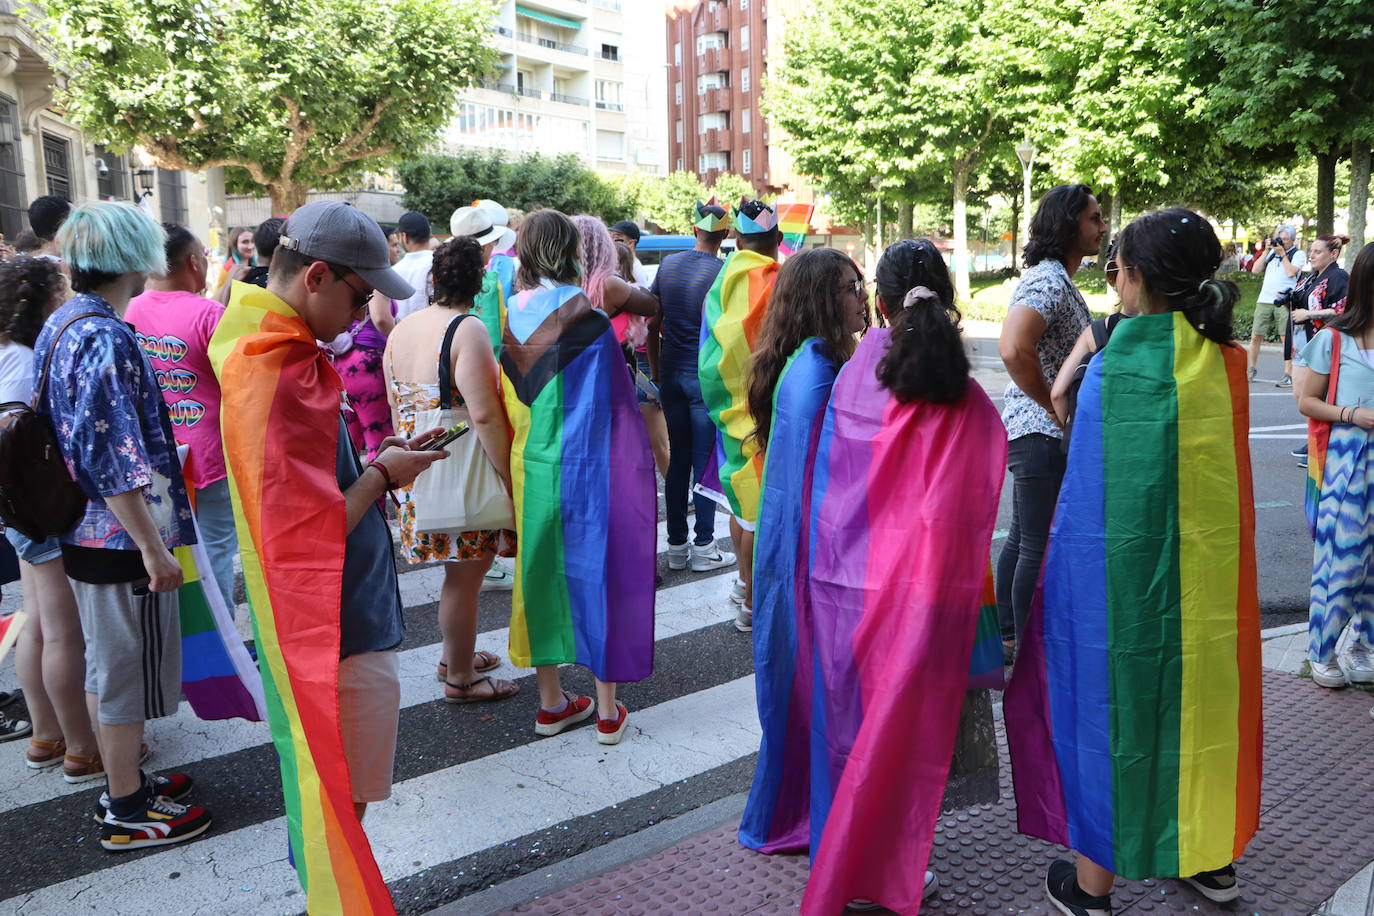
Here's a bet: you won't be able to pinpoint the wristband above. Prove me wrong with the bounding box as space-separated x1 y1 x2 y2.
366 461 398 490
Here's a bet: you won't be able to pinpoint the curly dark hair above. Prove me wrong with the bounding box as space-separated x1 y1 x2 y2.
1023 183 1095 268
430 236 487 307
0 256 64 348
746 248 861 449
1117 207 1238 345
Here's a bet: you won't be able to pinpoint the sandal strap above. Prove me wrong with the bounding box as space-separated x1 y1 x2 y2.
28 737 65 752
63 751 101 765
446 675 491 691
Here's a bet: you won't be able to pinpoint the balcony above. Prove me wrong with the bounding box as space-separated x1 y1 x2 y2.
516 31 588 54
549 92 590 106
702 45 729 74
703 87 731 112
479 80 516 94
702 128 730 153
596 100 625 112
592 0 621 10
595 48 622 63
516 86 543 99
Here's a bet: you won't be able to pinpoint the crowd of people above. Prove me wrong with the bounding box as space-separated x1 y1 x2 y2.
0 180 1368 916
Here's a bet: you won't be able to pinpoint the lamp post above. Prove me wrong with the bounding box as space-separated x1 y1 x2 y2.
1015 138 1036 265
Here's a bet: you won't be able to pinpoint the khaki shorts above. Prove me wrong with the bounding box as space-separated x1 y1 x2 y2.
339 650 400 803
1251 301 1288 339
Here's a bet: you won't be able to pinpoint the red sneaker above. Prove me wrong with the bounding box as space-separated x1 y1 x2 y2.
596 703 629 745
534 693 595 736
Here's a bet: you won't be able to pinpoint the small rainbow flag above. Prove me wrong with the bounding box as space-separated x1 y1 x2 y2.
741 337 839 855
475 266 508 359
0 610 27 665
696 249 779 524
776 203 814 257
1005 311 1261 880
801 329 1007 916
500 284 656 681
1305 327 1341 536
210 283 394 915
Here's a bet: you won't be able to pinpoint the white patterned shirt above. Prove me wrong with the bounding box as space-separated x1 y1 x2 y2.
1000 259 1090 441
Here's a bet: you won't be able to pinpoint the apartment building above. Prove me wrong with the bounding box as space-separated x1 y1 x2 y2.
665 0 803 196
445 0 669 177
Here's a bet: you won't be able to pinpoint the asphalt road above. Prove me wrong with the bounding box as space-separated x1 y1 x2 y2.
965 326 1311 628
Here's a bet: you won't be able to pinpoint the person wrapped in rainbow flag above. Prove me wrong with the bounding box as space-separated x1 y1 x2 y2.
1005 209 1261 915
697 198 782 629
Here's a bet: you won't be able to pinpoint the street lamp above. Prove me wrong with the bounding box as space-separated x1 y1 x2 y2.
134 167 155 197
1015 138 1036 265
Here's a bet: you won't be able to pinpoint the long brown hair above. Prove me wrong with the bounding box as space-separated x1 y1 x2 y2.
746 248 860 450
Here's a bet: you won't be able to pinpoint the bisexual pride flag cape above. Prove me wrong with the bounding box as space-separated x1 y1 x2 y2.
209 284 394 915
174 445 265 723
500 284 656 682
740 338 839 855
802 330 1007 916
1004 311 1261 881
696 248 779 524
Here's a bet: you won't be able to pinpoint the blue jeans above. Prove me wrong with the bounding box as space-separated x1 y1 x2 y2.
196 478 240 615
660 363 718 547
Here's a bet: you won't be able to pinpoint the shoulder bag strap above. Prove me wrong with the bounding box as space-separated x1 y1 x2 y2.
31 311 109 410
436 313 475 409
1326 328 1342 406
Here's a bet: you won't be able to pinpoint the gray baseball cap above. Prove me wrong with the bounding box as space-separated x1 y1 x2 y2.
277 201 414 300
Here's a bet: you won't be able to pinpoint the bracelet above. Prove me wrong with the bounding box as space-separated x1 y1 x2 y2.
366 461 398 490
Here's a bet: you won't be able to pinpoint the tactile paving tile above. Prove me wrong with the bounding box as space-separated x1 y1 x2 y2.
503 671 1374 916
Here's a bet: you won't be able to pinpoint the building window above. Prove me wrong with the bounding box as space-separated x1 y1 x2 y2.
0 95 24 239
697 72 727 93
599 43 620 62
675 119 683 142
676 157 684 171
597 129 625 161
696 32 726 54
741 26 749 51
674 42 681 66
596 80 624 111
742 107 751 133
700 151 728 171
741 67 750 93
741 0 748 7
698 112 728 132
96 146 130 200
675 81 682 104
41 134 72 200
742 148 752 175
158 170 188 225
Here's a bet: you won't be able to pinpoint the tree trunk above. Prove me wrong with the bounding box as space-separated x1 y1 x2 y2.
952 164 971 301
898 199 913 240
268 182 309 216
1316 151 1337 236
1349 139 1370 266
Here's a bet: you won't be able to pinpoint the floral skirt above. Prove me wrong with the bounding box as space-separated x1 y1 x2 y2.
337 345 393 461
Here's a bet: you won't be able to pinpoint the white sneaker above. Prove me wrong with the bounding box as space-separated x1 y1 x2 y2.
734 607 753 632
848 872 936 910
1310 658 1348 688
482 560 515 591
666 542 689 570
1343 643 1374 684
729 579 746 606
689 542 736 572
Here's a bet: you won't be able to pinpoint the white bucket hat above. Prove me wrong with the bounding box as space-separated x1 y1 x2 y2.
450 199 516 251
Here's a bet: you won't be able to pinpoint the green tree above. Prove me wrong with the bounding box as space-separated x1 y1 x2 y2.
41 0 498 212
767 0 1044 297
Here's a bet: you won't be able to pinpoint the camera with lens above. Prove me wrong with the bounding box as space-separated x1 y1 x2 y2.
1271 237 1286 248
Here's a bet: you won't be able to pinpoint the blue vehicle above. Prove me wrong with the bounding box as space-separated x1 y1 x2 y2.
636 234 735 283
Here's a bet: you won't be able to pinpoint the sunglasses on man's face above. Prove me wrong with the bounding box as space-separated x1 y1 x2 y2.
326 263 374 313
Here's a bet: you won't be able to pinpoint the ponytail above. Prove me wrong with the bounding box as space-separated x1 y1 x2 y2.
1180 277 1241 344
1117 208 1239 345
876 287 970 403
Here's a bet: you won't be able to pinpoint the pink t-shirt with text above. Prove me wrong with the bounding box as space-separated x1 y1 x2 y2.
125 289 227 490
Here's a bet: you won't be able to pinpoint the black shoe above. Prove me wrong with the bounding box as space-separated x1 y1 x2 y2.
100 793 211 852
0 689 17 707
1291 443 1308 458
94 771 195 823
1182 864 1239 903
1046 860 1112 916
0 710 32 743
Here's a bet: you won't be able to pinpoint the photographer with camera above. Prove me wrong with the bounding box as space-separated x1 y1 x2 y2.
1247 224 1306 385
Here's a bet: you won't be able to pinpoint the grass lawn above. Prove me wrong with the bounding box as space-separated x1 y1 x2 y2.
964 270 1267 341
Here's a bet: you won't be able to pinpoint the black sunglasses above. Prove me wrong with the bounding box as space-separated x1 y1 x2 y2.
326 263 373 313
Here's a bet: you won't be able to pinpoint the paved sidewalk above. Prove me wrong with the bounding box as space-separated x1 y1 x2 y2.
476 643 1374 916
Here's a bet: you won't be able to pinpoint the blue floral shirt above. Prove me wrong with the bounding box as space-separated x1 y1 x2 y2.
33 294 195 550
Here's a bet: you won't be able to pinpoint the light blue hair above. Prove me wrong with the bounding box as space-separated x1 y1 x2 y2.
57 201 167 276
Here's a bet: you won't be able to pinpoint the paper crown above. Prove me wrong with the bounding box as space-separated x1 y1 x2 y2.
733 197 778 234
694 197 729 232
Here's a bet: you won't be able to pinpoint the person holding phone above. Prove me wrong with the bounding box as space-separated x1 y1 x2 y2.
384 236 519 704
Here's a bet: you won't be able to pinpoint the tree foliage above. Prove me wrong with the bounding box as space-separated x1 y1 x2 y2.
605 169 761 234
41 0 498 212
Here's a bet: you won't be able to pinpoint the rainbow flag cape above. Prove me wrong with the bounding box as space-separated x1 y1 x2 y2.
802 330 1007 916
500 284 656 681
776 203 814 258
475 267 508 358
1004 311 1261 881
1305 327 1341 537
740 338 839 855
174 446 266 722
696 249 779 523
0 610 26 665
209 284 394 915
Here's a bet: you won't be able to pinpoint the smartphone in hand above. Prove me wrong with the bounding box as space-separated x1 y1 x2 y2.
422 422 470 451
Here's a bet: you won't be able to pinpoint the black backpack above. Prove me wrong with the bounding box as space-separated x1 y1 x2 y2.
0 312 103 540
1060 313 1123 455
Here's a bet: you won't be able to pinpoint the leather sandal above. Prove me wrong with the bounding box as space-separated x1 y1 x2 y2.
443 675 519 704
434 651 502 682
26 737 66 770
62 751 105 784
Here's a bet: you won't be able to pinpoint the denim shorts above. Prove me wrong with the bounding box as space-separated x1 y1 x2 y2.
4 526 62 565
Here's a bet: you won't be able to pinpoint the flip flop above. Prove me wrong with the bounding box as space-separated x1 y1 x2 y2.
443 675 519 704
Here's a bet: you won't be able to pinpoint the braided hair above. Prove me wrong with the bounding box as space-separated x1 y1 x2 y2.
0 256 64 348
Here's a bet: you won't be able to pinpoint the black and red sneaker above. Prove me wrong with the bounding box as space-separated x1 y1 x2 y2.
534 693 594 736
596 703 629 745
93 771 194 823
99 794 211 851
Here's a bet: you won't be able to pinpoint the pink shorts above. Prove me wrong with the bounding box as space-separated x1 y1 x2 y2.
338 650 400 803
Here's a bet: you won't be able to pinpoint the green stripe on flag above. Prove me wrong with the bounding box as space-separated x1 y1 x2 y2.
519 375 575 662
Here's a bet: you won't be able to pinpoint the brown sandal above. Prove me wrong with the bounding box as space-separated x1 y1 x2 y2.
26 737 65 770
443 675 519 704
62 751 105 784
434 651 502 682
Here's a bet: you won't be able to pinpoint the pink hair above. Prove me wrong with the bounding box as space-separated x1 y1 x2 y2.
572 214 616 308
